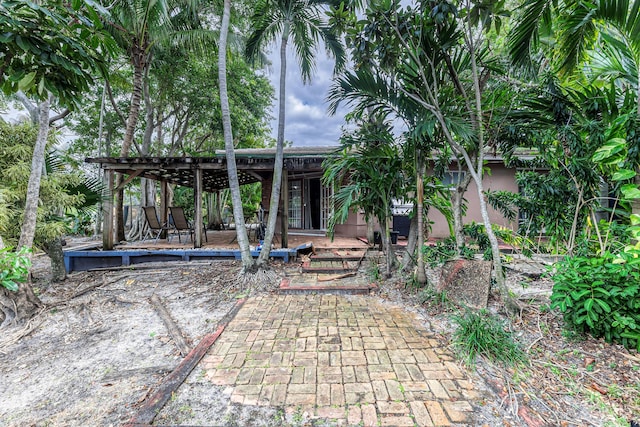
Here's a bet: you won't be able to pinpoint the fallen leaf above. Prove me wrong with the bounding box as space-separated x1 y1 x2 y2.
590 383 608 395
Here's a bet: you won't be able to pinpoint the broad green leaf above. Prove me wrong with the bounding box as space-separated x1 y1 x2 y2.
595 299 611 313
2 280 18 292
631 214 640 225
612 169 636 181
622 184 640 199
18 71 36 90
592 138 626 163
585 298 594 312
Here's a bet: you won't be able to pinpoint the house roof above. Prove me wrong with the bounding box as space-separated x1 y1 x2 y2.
85 146 339 193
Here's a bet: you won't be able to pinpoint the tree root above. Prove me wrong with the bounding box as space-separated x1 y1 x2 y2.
233 267 280 294
0 308 46 353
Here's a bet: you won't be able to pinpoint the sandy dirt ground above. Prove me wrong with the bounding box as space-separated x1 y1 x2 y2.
0 249 638 427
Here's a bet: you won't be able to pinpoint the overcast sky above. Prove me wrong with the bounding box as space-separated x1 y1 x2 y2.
1 49 349 149
265 49 347 147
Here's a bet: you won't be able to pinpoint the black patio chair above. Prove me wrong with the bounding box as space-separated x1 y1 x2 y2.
169 206 208 243
142 206 173 243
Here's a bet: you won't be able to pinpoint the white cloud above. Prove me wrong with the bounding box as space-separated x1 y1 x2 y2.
267 47 347 147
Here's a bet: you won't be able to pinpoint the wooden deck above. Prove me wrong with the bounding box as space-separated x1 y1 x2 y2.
113 230 370 252
62 231 372 273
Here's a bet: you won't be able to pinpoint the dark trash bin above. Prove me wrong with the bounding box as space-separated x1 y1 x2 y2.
393 215 411 237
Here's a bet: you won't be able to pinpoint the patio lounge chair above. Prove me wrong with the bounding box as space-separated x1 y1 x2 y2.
142 206 173 243
169 206 207 243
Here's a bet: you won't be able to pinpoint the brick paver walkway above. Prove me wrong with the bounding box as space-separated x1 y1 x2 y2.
202 295 482 426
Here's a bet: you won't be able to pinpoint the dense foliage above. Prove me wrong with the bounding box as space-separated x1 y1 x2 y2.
551 251 640 351
0 121 99 247
0 0 111 106
0 247 31 292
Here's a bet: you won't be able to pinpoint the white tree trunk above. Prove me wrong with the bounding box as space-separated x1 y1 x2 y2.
18 97 51 250
258 29 289 265
452 171 471 251
219 0 254 270
416 156 427 286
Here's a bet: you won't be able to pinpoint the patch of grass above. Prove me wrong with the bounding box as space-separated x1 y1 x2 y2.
451 309 527 368
367 258 381 282
417 287 451 310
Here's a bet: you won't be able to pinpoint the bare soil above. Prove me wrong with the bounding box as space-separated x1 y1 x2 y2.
0 250 638 427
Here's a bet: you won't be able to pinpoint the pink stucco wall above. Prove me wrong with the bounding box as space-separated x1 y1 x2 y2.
427 164 519 238
336 163 519 239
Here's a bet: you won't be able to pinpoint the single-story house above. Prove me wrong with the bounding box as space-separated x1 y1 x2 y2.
86 147 522 249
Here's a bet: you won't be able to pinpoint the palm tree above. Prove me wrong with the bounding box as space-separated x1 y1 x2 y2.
323 120 406 278
218 0 255 270
245 0 345 264
509 0 640 221
103 0 205 241
328 1 516 306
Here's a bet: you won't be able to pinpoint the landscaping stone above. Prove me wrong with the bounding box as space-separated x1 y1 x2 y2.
438 259 492 308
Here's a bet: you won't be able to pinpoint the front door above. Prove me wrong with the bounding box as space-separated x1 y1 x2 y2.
288 177 332 230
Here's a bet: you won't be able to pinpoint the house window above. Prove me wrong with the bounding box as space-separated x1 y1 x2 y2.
289 180 302 228
442 171 466 189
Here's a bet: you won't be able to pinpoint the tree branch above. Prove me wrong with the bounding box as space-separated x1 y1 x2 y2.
49 108 70 125
105 79 126 126
15 91 38 124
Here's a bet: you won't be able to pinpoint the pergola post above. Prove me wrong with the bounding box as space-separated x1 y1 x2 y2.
160 180 169 240
281 170 288 248
194 166 203 248
102 168 114 250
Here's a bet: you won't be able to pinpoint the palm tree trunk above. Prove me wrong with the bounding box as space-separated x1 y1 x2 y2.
416 153 426 286
115 49 146 242
401 211 418 272
219 0 254 270
258 29 289 265
452 172 471 252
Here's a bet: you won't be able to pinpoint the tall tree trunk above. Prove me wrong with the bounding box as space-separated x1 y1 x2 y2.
416 152 427 286
258 29 289 265
127 73 157 242
219 0 254 270
18 97 50 250
381 213 394 278
401 207 419 272
5 97 51 325
452 171 471 252
466 31 512 311
115 48 147 242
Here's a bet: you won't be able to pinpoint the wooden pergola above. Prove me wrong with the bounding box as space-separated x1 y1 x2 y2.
86 147 336 250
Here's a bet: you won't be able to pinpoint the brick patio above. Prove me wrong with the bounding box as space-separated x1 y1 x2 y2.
201 295 483 426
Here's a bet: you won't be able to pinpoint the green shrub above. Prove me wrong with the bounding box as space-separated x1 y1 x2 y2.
0 247 32 292
451 309 527 367
422 238 474 267
551 251 640 351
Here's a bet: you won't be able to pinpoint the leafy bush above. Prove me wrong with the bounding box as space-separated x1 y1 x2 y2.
551 251 640 351
0 247 32 292
451 309 527 367
422 238 475 267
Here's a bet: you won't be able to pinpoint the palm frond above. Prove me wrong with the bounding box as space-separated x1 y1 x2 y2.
508 0 554 72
